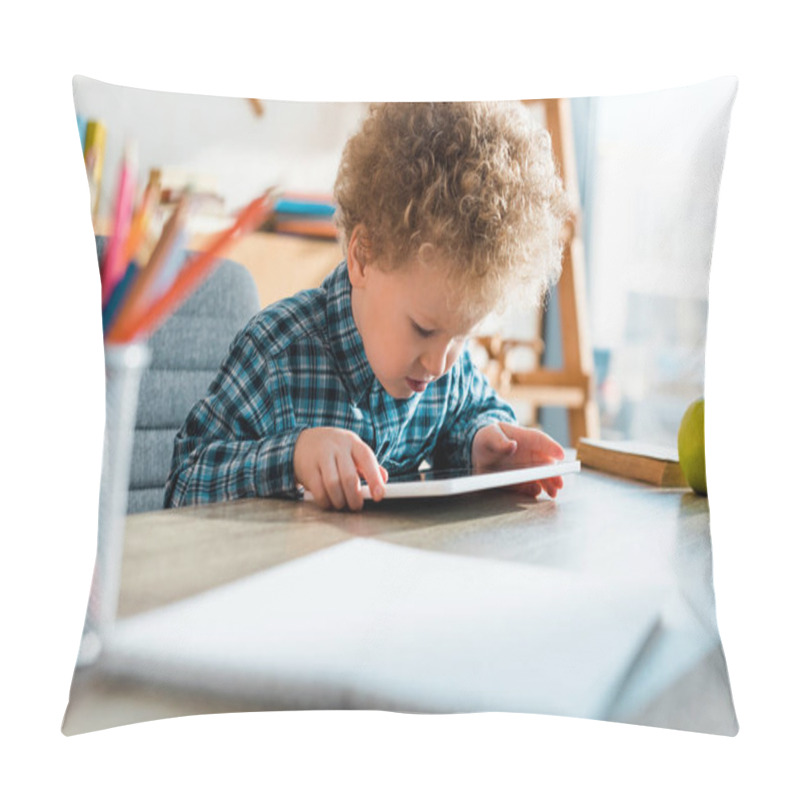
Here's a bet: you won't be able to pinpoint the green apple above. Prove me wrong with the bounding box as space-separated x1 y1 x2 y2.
678 398 707 495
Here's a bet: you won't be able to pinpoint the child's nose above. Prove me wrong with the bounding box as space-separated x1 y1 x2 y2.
421 342 450 379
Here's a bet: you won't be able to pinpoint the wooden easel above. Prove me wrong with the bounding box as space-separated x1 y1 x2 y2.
475 98 599 447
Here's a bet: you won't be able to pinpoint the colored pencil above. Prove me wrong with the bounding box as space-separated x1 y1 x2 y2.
101 143 138 306
83 120 106 221
77 115 88 154
123 172 160 267
106 192 191 342
102 261 138 334
147 226 189 301
107 191 274 343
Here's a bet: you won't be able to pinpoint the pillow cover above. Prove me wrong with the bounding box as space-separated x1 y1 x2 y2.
63 75 738 736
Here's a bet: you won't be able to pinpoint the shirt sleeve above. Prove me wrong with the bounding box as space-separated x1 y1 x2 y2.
432 348 517 470
164 330 304 507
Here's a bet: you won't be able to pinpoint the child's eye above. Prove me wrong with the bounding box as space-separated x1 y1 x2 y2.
412 321 435 338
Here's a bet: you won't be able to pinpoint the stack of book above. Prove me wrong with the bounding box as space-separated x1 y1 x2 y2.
575 438 688 487
269 193 338 240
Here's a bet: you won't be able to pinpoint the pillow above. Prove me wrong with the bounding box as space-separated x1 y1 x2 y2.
63 75 738 737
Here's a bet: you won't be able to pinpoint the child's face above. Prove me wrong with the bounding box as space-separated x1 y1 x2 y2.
349 248 484 399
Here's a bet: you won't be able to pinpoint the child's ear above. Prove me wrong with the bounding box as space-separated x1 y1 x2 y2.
347 225 372 287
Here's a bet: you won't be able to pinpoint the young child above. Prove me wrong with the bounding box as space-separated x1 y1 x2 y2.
165 102 570 511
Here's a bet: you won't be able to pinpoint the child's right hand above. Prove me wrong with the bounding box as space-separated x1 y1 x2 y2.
293 427 388 511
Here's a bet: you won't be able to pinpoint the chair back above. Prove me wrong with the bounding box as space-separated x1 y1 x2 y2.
96 237 261 513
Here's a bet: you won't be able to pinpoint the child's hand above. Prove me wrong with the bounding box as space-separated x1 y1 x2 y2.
293 427 388 511
471 421 566 499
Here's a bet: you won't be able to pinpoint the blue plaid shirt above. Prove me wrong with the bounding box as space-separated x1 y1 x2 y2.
165 261 515 507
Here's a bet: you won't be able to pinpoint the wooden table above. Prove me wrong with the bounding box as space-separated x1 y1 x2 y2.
63 470 738 735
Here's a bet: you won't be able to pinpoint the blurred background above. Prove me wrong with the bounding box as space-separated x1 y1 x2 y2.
74 76 735 448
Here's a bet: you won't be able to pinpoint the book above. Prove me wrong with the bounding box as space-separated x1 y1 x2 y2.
272 215 338 239
274 197 336 217
264 192 339 239
576 438 688 487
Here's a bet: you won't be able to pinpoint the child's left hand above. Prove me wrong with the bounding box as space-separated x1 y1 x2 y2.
471 421 566 498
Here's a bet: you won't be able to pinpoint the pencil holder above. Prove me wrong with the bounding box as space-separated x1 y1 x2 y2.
78 342 151 666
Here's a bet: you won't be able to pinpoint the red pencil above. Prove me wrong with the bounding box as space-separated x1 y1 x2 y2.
107 191 274 343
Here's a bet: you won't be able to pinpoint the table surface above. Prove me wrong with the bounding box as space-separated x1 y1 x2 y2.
63 469 738 736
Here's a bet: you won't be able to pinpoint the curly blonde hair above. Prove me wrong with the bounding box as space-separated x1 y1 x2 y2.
334 101 570 314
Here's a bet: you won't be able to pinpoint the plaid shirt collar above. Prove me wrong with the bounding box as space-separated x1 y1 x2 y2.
324 261 375 404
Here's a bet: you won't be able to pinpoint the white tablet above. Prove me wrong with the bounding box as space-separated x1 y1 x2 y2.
361 460 581 500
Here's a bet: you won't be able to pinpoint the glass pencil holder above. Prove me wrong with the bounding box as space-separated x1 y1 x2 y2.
77 342 151 667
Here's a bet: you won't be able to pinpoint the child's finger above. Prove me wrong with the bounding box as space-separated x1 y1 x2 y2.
320 458 347 510
486 424 518 454
499 422 564 460
353 441 386 501
542 476 563 497
512 481 542 497
337 454 365 511
309 470 332 510
537 436 565 461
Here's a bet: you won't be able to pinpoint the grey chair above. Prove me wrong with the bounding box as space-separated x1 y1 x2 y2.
96 238 261 513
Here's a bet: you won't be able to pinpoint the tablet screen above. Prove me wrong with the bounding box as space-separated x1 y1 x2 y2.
386 466 478 483
363 460 581 499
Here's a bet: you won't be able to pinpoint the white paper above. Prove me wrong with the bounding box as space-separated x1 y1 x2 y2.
101 539 665 720
606 588 719 720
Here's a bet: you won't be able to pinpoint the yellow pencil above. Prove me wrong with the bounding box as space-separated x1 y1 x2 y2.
83 121 106 222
